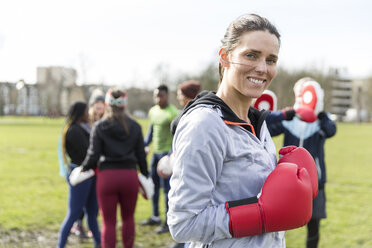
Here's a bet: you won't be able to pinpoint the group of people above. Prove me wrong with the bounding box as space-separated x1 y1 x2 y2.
57 81 202 248
58 87 150 248
58 13 336 248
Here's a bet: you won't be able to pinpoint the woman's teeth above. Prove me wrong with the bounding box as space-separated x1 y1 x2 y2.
248 77 265 84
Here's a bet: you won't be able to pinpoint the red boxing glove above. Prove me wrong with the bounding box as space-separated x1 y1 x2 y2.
294 106 317 123
225 163 312 237
279 146 318 198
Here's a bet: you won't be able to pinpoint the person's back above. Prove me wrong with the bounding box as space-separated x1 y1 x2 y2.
88 117 147 172
82 88 148 248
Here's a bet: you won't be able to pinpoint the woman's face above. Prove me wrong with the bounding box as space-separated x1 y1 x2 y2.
222 30 280 99
177 89 188 106
93 100 105 117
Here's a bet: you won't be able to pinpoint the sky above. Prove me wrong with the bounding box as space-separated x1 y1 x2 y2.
0 0 371 89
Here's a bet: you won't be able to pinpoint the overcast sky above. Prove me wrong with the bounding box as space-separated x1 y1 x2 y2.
0 0 371 89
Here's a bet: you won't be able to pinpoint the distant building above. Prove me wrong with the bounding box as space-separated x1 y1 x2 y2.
36 66 82 115
0 82 15 115
330 68 353 120
0 66 110 116
348 79 372 122
0 66 169 117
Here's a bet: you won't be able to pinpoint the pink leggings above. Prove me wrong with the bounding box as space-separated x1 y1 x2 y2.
97 169 139 248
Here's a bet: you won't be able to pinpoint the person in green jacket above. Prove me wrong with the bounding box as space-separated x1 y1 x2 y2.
141 84 179 234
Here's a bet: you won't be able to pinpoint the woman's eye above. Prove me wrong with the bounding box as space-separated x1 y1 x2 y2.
266 58 277 64
246 53 257 59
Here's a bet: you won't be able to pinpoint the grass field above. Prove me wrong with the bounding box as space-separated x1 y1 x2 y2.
0 116 372 247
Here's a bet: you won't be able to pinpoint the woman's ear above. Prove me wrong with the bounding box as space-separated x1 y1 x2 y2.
219 48 230 68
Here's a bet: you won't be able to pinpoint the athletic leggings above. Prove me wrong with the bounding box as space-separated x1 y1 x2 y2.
150 152 170 218
307 218 320 248
97 169 139 248
58 171 101 247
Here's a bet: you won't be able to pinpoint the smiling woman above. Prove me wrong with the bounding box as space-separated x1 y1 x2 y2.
167 14 316 248
217 30 280 119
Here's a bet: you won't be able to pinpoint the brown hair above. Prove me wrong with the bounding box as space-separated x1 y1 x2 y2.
104 88 130 135
178 80 201 99
219 14 281 83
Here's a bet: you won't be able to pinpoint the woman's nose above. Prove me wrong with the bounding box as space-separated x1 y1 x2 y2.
254 59 267 73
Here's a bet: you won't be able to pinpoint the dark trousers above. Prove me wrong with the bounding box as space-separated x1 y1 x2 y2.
150 152 170 218
307 218 320 248
58 172 100 247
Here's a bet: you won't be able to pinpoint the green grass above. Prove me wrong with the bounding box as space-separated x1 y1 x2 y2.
1 117 372 247
0 116 170 247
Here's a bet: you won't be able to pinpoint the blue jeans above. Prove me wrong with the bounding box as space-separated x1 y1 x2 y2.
57 165 100 247
150 152 170 219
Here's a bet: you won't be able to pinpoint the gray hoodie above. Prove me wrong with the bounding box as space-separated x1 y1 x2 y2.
168 92 285 248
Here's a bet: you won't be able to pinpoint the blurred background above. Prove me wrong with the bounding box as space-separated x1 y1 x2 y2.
0 0 371 121
1 1 372 247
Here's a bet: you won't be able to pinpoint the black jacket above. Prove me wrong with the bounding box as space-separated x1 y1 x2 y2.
66 123 90 165
171 91 270 138
82 117 149 177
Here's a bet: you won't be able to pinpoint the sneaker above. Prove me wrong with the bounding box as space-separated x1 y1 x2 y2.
70 222 78 235
70 221 88 239
140 216 161 226
156 223 169 234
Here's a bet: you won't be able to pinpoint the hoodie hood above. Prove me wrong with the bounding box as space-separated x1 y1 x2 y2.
99 119 128 141
171 91 270 139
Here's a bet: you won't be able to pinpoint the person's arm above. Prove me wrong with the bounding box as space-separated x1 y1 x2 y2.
81 124 102 171
168 109 230 244
265 111 287 137
57 134 68 177
265 106 315 136
135 123 149 177
317 112 336 138
144 124 153 147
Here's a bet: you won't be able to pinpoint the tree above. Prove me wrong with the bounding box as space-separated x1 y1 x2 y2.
172 62 219 92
